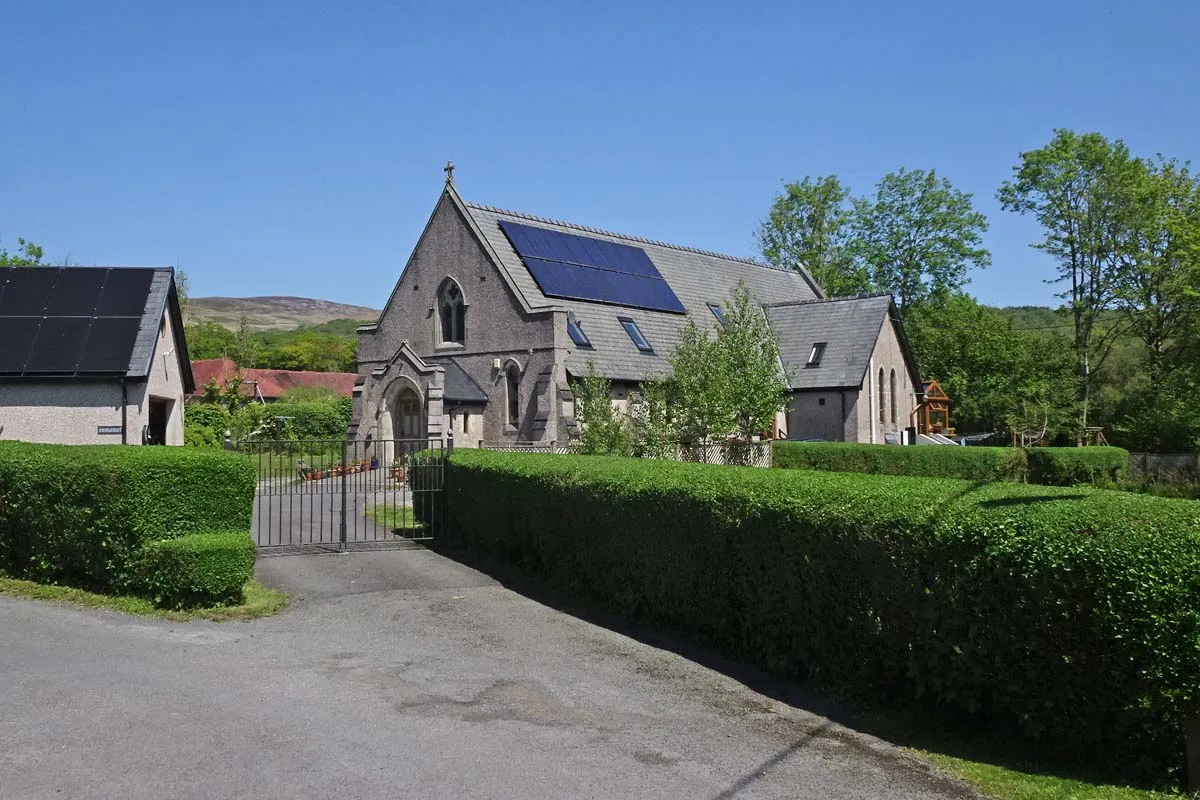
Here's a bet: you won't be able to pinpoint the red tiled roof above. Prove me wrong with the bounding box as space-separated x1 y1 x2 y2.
189 358 356 400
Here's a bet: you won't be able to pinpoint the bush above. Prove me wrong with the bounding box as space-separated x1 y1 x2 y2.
444 449 1200 785
184 403 232 448
1026 446 1129 486
773 441 1027 482
136 532 255 608
0 442 255 594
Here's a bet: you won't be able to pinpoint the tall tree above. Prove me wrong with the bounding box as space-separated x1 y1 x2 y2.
757 176 868 296
1113 157 1200 383
0 236 44 266
905 294 1073 439
998 130 1144 437
853 168 991 311
716 282 792 441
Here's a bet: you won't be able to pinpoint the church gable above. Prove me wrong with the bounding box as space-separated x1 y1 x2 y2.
358 189 557 370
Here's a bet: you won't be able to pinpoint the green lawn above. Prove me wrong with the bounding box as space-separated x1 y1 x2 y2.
920 752 1185 800
0 576 289 621
366 502 422 532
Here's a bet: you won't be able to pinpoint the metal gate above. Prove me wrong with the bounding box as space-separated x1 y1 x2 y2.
237 438 446 550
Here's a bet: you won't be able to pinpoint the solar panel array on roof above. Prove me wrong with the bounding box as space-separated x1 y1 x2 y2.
0 267 152 377
498 220 686 314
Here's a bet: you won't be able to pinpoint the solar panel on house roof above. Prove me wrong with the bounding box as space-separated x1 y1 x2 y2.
81 317 141 373
0 267 154 377
498 220 686 314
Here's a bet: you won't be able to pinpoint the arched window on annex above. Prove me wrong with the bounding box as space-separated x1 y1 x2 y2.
437 278 466 345
505 361 521 427
878 367 887 425
889 369 898 426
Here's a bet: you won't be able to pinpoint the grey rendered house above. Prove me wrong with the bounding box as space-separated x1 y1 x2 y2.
0 266 193 446
352 180 919 451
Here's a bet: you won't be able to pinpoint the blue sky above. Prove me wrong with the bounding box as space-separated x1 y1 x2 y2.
2 1 1196 310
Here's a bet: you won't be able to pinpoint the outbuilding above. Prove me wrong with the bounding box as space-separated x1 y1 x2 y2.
0 266 193 445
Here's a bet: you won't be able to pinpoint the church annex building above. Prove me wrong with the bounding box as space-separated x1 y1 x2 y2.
351 180 919 450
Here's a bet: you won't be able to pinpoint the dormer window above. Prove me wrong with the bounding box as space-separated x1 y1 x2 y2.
619 317 653 352
708 303 727 328
806 342 826 367
438 279 466 344
567 315 592 348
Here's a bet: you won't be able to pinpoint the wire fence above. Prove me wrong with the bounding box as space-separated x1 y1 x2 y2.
1128 453 1200 485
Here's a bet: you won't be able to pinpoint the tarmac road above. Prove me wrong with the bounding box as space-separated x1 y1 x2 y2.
0 547 976 799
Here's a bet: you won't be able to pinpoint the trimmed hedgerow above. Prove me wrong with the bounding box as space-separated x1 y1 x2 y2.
136 532 255 608
444 449 1200 785
0 442 255 594
773 440 1027 482
1026 446 1129 486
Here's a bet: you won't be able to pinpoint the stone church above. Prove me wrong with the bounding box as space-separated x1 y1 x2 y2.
350 176 920 453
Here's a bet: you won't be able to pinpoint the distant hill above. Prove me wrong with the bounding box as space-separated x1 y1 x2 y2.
186 296 381 330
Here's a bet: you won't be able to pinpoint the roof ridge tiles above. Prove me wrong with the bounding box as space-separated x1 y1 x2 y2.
763 293 892 308
465 200 791 273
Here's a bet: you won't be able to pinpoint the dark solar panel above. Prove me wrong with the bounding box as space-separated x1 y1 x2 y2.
95 269 154 317
499 220 661 277
499 221 685 314
25 318 91 373
44 268 109 317
0 267 59 316
0 317 41 372
80 317 141 373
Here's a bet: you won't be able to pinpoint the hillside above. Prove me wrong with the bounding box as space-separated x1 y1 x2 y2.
186 296 381 330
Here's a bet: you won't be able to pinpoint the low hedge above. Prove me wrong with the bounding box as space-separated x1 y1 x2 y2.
444 450 1200 785
773 440 1026 481
1026 446 1129 486
773 441 1131 486
0 442 255 594
136 532 255 608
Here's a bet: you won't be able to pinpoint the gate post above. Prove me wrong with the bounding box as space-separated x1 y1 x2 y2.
339 439 349 551
447 427 455 456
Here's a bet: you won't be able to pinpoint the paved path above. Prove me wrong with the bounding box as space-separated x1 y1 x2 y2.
0 549 975 800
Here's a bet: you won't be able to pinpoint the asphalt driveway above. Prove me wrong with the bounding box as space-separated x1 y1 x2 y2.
0 547 974 799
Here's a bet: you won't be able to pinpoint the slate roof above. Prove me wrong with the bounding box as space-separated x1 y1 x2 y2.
764 294 896 390
460 198 825 381
190 358 356 400
0 266 193 391
424 355 488 404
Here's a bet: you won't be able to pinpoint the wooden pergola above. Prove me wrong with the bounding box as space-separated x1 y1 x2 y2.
917 380 952 436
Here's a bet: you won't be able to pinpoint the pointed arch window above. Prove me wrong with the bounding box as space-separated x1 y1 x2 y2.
889 369 898 425
439 280 466 345
506 363 521 426
878 367 887 425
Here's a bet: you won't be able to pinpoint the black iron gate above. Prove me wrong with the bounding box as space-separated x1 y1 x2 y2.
237 438 446 549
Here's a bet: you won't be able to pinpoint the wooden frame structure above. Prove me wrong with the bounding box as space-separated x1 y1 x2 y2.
917 380 952 436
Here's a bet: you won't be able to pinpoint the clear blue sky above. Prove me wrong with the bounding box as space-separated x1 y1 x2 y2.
2 1 1197 310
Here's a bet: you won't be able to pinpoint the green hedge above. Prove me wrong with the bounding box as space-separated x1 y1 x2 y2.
0 443 255 594
773 441 1131 486
1026 446 1129 486
773 441 1026 481
136 532 255 608
444 450 1200 784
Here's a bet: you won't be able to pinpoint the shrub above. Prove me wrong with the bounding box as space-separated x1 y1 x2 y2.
184 403 232 448
444 449 1200 785
0 443 255 594
136 532 255 608
1026 446 1129 486
773 441 1027 482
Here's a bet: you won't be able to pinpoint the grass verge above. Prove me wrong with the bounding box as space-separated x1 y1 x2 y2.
0 576 289 621
919 752 1186 799
366 502 422 532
